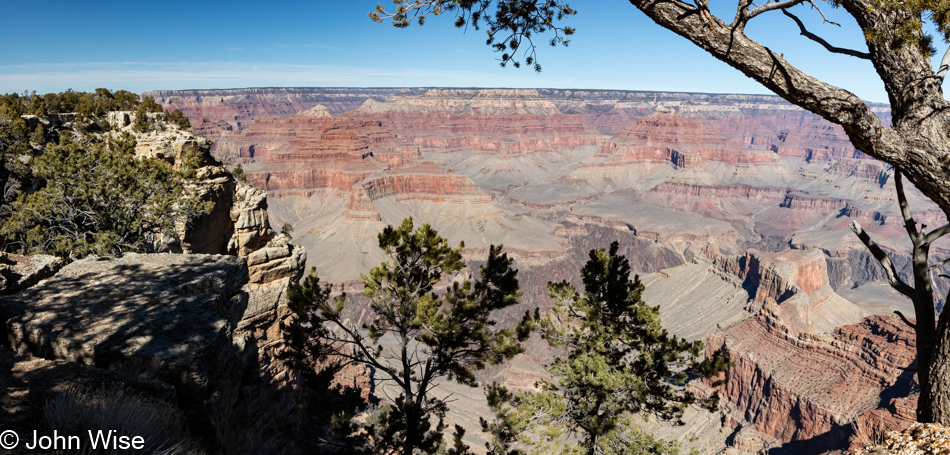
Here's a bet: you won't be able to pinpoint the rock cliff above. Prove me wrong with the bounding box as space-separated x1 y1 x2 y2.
0 109 307 453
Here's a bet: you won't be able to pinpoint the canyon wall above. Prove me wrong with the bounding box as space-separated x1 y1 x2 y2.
151 87 931 454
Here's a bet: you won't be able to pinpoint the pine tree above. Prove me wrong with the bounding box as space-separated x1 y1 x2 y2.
30 124 45 146
283 218 532 454
482 242 729 455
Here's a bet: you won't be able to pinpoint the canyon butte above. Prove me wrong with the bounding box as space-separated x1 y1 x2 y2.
140 86 941 454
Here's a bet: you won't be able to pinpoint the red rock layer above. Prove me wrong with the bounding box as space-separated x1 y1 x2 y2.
826 159 890 185
614 112 745 148
248 168 378 193
145 88 415 143
707 313 916 452
780 194 849 213
361 162 486 200
602 112 780 168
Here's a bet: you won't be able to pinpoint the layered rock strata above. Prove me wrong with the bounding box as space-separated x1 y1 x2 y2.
150 87 927 454
707 312 917 453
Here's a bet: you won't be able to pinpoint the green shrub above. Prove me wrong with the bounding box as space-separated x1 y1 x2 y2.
0 132 213 259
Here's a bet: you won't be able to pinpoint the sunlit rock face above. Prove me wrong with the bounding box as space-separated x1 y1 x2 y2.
152 87 931 453
706 313 916 453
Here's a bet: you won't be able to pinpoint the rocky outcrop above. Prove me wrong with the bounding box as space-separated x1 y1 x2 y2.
1 239 305 453
108 110 216 167
717 248 828 304
852 423 950 455
0 253 64 295
228 181 275 256
715 248 865 333
1 105 309 454
175 164 283 257
3 254 250 452
708 313 917 453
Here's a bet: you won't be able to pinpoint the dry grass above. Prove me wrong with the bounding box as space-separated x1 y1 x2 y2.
852 414 888 448
43 386 205 455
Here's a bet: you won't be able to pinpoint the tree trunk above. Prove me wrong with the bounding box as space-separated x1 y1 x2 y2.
404 406 417 455
928 315 950 422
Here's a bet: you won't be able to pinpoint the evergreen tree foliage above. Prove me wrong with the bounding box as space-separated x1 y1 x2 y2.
1 89 160 118
165 108 191 130
481 242 729 455
283 218 532 454
30 124 45 146
231 164 247 183
133 104 152 133
0 132 212 259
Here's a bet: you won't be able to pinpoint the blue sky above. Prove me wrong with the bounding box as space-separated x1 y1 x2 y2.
1 1 947 103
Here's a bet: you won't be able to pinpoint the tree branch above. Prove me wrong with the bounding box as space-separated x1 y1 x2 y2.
744 0 806 21
930 257 950 271
803 0 840 26
894 170 920 242
925 223 950 245
781 9 870 59
850 220 915 297
937 45 950 81
894 310 918 330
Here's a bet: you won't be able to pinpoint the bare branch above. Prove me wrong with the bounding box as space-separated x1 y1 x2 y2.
804 0 839 26
925 223 950 245
894 310 918 330
730 0 755 28
744 0 806 21
894 170 920 242
781 10 870 59
930 257 950 271
850 220 915 297
937 46 950 81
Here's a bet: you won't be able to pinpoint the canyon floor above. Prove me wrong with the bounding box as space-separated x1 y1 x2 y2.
148 87 939 453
